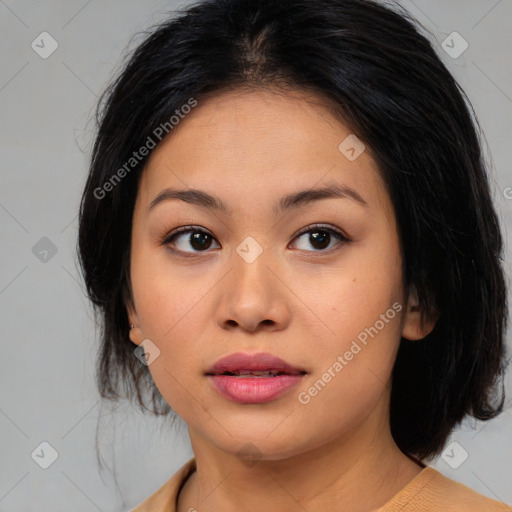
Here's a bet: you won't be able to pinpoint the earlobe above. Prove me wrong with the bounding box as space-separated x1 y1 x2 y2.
126 304 142 346
401 286 438 341
128 321 143 346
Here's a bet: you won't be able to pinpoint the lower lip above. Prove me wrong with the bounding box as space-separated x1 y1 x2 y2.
207 374 305 404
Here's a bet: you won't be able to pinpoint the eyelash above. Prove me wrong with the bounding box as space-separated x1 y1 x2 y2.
158 223 352 257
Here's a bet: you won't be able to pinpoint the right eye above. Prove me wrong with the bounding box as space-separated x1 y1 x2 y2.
160 226 221 254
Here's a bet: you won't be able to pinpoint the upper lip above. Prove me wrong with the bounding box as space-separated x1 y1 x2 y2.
205 352 307 375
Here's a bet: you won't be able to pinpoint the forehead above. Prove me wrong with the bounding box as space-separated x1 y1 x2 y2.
136 88 390 216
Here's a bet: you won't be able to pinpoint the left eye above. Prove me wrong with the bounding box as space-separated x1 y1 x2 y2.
161 224 350 254
291 225 350 252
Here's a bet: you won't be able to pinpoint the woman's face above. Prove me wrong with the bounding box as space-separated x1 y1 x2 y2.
128 88 426 461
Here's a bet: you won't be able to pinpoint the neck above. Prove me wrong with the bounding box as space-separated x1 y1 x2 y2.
177 403 424 512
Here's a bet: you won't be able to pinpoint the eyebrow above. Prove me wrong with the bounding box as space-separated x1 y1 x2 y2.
146 182 368 215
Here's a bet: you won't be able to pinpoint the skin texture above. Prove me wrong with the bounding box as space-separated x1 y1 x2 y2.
127 88 436 512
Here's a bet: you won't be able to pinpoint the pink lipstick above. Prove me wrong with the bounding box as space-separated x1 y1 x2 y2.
205 352 307 404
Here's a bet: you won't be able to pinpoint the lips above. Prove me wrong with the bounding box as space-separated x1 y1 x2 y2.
205 352 307 377
205 352 307 404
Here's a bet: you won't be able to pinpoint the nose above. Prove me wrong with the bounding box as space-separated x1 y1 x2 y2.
214 245 291 333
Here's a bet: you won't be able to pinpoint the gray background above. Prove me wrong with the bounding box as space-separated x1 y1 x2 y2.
1 1 511 510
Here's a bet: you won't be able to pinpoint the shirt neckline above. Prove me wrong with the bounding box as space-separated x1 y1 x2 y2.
173 459 437 512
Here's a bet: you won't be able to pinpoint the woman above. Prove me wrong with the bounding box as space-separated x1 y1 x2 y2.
77 0 511 510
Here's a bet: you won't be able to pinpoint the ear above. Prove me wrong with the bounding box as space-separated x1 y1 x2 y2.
126 301 143 346
401 285 438 341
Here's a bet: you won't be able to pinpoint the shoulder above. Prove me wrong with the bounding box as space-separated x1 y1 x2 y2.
130 457 196 512
379 466 511 512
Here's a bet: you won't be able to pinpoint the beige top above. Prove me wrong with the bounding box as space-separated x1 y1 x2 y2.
131 457 511 512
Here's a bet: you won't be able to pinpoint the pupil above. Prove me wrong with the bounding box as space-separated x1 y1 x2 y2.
191 232 212 250
310 231 330 250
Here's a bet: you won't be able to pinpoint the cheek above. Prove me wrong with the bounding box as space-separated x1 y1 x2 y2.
129 244 211 412
133 281 210 421
293 237 404 410
294 304 403 443
297 234 403 351
130 239 212 338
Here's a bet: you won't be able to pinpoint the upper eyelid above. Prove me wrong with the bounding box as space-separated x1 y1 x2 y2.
294 223 349 239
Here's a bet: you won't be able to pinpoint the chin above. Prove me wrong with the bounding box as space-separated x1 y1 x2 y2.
210 430 319 464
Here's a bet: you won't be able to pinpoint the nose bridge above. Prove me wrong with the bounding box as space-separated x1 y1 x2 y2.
215 234 289 331
231 234 275 300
